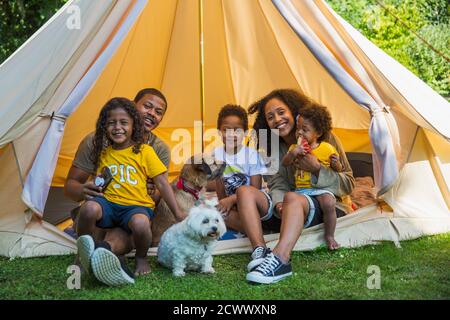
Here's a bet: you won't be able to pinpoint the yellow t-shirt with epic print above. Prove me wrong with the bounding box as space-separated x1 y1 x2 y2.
290 141 338 189
97 144 167 208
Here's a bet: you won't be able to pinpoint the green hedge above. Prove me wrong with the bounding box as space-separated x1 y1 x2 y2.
326 0 449 99
0 0 67 63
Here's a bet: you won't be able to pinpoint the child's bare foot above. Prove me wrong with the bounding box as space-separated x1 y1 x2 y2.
325 236 340 250
135 256 151 276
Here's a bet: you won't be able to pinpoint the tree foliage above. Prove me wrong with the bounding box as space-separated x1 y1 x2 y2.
0 0 67 63
327 0 449 98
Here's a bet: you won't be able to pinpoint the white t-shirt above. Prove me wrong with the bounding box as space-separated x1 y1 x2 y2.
213 146 267 196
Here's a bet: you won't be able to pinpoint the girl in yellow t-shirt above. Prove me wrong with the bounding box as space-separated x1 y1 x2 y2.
282 105 343 250
77 97 185 284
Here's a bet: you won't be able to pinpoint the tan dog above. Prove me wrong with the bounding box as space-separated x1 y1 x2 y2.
151 154 225 247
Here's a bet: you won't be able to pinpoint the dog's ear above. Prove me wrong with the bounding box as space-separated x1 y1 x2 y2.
191 153 225 180
185 208 202 239
204 153 226 180
189 154 211 175
207 162 226 180
200 161 213 176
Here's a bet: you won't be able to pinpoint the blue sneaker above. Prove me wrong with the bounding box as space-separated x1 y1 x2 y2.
247 246 271 272
246 252 292 284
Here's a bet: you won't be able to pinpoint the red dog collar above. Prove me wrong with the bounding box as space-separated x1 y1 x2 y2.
176 177 201 200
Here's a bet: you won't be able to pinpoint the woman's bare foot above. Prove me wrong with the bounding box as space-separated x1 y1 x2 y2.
325 236 340 250
135 256 151 276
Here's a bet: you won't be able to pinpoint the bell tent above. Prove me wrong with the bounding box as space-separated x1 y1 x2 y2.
0 0 449 258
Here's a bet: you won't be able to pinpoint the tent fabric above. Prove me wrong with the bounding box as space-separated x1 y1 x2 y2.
272 0 400 196
0 0 449 258
22 0 148 217
331 9 450 140
0 0 122 147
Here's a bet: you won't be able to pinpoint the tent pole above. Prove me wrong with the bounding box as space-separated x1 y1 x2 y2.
198 0 205 153
423 129 450 211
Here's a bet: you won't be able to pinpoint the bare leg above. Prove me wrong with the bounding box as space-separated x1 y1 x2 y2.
76 225 106 269
223 209 244 233
128 214 152 276
206 180 217 192
77 201 102 236
316 194 339 250
236 186 270 249
272 192 310 263
104 228 134 255
73 210 106 244
73 205 106 242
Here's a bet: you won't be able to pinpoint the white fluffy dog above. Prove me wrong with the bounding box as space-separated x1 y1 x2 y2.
157 201 226 277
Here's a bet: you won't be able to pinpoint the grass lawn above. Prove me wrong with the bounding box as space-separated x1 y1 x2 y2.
0 233 449 300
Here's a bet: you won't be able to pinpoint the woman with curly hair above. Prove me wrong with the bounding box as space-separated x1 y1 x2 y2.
238 89 355 284
76 97 186 285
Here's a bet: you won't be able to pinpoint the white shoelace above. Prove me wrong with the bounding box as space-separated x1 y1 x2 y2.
252 246 266 260
256 254 279 275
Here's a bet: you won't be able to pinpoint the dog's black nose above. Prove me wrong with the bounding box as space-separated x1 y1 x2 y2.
211 226 217 232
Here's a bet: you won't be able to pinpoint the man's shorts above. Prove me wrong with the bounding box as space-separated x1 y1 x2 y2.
91 196 154 233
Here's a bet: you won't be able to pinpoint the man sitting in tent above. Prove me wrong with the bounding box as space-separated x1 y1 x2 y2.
64 88 170 277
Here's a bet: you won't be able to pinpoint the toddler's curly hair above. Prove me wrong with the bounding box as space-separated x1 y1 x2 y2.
299 103 333 142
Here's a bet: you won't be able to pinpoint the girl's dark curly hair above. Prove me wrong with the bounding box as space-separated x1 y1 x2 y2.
299 104 333 143
248 89 312 156
91 97 144 171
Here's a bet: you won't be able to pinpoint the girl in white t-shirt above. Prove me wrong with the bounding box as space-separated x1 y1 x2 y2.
213 105 271 233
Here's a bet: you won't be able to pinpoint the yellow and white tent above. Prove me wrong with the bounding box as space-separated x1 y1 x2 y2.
0 0 449 258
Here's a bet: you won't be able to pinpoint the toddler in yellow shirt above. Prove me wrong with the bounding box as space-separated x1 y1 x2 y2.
282 105 342 250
